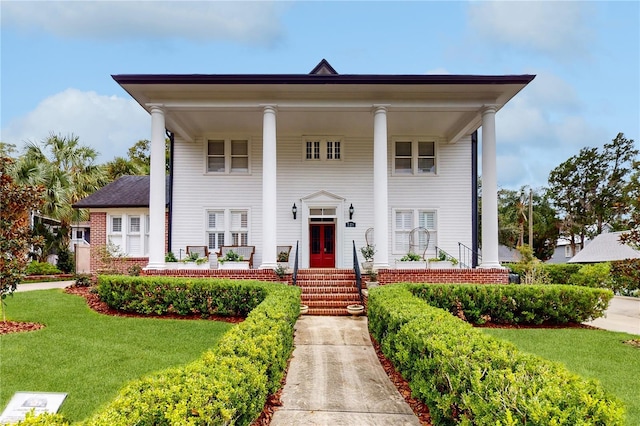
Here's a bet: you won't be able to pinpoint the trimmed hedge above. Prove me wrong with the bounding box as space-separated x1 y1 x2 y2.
79 277 300 426
410 283 612 325
368 284 625 425
97 275 269 317
25 261 62 276
11 277 300 426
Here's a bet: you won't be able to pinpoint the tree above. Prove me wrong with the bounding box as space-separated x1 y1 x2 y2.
11 134 107 251
619 159 640 248
103 156 145 181
547 133 638 255
0 156 44 321
498 186 559 261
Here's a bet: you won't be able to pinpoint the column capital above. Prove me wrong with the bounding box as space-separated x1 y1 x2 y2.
147 103 165 112
260 104 278 114
372 104 390 114
481 105 498 115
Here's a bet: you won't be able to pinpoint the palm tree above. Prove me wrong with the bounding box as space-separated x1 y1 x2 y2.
12 134 107 250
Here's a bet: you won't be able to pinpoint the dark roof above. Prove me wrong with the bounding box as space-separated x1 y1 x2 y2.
73 175 169 208
112 59 534 86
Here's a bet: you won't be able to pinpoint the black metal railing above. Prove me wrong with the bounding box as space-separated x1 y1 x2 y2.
458 242 481 269
352 240 363 304
434 246 460 267
293 241 299 286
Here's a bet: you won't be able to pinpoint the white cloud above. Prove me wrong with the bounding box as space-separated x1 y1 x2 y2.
467 1 592 57
1 1 287 45
1 89 149 162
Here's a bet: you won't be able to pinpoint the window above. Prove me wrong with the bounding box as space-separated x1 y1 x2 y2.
109 216 123 248
206 209 250 251
127 216 142 256
565 243 582 258
327 140 341 160
306 141 320 160
303 136 343 161
207 139 250 173
207 211 225 252
108 214 149 257
231 210 249 246
393 209 437 254
144 215 150 256
393 139 436 175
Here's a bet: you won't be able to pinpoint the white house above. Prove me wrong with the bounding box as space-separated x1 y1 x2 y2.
105 59 533 271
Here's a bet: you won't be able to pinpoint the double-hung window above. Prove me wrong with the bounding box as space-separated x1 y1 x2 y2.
206 209 250 252
393 209 437 255
207 211 225 252
393 139 436 175
127 216 142 256
207 139 250 173
231 210 249 246
109 216 123 249
108 213 150 256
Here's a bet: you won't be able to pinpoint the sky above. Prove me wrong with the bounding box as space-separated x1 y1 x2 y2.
1 0 638 191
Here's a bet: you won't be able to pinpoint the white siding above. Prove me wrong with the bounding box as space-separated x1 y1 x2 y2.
171 133 473 267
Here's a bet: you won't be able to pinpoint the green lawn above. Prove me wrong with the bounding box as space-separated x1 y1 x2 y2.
0 290 233 423
483 327 640 425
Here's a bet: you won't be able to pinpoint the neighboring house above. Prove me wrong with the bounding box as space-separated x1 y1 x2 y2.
546 238 587 264
70 221 91 251
73 175 170 273
79 59 534 272
568 231 640 263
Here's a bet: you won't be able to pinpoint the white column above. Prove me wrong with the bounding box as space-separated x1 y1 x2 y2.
260 105 278 269
146 105 166 270
373 105 390 269
480 106 501 268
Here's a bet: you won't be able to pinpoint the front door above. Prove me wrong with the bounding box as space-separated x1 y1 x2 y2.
309 223 335 268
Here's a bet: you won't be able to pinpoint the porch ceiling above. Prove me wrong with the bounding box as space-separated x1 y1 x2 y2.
116 79 533 144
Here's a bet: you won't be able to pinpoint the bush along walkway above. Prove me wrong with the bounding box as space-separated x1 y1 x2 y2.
368 284 625 425
271 316 422 425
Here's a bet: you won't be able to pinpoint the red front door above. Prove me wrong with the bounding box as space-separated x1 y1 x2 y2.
309 224 335 268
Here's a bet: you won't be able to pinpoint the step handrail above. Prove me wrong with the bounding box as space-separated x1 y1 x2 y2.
293 241 299 286
352 240 363 304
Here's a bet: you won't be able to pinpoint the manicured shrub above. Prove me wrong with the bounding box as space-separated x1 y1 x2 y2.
368 284 625 426
25 261 62 276
542 263 581 284
409 283 612 325
56 248 74 273
11 412 69 425
97 275 268 317
569 262 613 289
82 277 300 426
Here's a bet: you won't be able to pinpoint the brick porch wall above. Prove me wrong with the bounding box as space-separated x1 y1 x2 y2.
143 269 289 283
377 268 509 285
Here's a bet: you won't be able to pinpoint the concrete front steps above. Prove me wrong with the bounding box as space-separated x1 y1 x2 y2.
297 268 362 316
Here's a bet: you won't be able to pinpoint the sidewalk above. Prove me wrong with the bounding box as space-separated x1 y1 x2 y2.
15 281 74 292
270 316 421 426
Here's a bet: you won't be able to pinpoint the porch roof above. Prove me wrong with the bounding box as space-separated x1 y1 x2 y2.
73 175 169 209
112 60 535 144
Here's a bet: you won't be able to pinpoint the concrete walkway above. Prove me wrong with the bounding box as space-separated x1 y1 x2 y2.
585 296 640 335
15 281 74 292
271 316 421 426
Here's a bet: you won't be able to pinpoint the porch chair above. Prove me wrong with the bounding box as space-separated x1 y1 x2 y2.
186 245 210 259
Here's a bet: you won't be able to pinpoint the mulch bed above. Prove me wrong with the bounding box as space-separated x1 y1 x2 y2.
0 320 45 335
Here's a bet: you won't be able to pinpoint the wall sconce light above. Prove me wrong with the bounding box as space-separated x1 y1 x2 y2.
292 203 297 220
349 203 354 220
